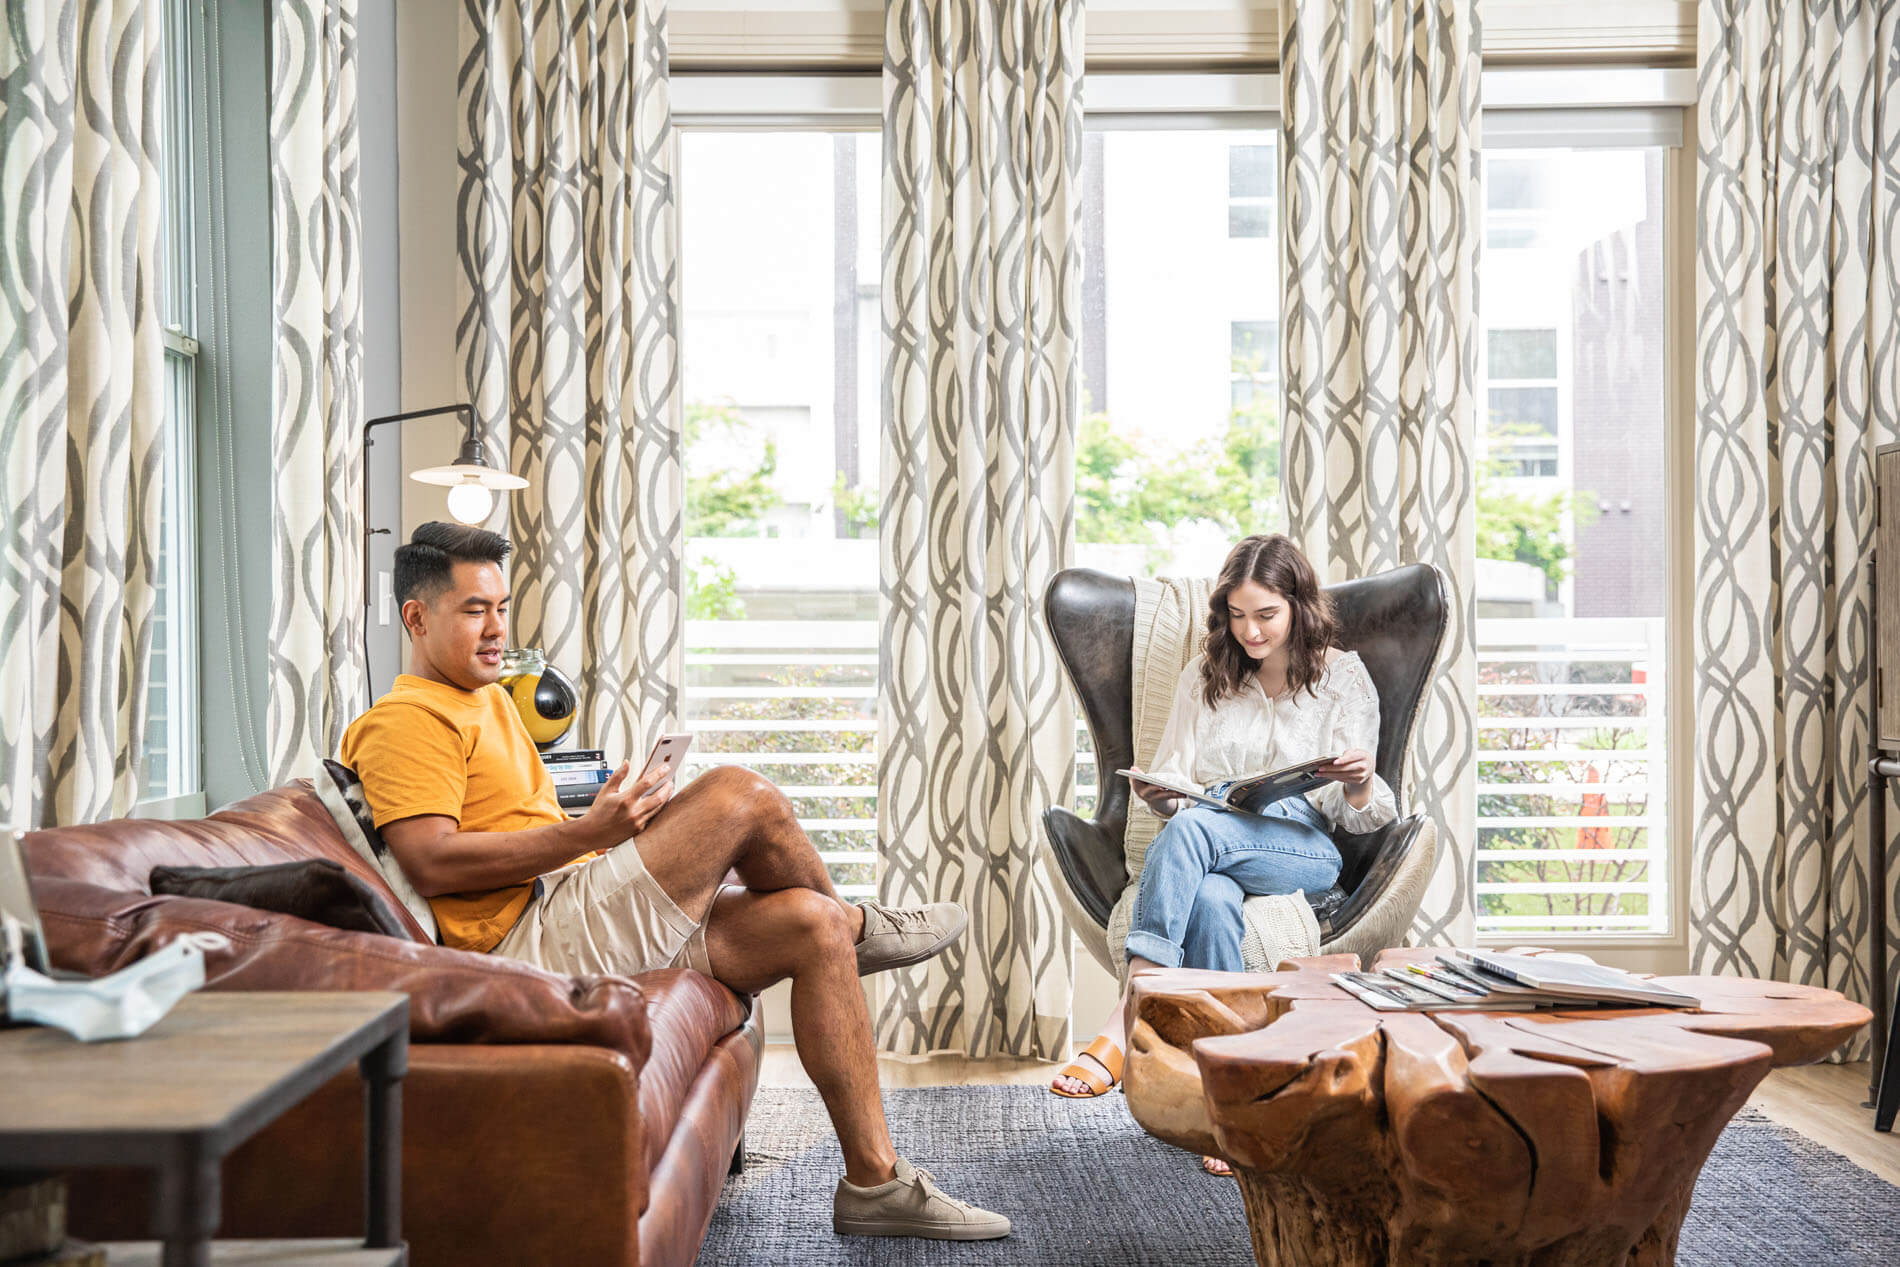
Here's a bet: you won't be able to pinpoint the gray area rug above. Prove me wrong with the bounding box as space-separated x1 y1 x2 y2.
699 1085 1899 1266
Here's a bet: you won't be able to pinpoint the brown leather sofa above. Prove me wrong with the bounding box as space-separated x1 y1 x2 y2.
20 782 761 1267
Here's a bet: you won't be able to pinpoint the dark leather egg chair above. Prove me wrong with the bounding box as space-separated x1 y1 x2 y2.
1041 562 1449 971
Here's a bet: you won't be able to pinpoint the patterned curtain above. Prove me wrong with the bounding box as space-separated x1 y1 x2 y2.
458 0 683 758
265 0 367 784
876 0 1081 1059
0 0 165 826
1277 0 1482 945
1691 0 1899 1056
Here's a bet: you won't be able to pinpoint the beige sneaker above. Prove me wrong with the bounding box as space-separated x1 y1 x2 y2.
833 1158 1010 1240
854 899 967 976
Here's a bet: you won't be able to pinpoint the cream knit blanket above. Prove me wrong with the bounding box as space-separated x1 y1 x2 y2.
1104 576 1321 980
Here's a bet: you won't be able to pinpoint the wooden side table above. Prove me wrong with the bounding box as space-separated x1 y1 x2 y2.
0 991 408 1267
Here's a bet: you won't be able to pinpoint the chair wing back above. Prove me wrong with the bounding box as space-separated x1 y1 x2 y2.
1323 563 1449 815
1044 568 1139 835
1044 561 1448 830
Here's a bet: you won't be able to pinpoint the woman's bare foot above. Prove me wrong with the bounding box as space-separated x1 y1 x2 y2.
1050 1047 1118 1096
1052 966 1154 1097
1201 1155 1233 1177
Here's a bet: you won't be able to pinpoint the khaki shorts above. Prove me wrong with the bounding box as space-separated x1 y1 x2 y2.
491 841 719 978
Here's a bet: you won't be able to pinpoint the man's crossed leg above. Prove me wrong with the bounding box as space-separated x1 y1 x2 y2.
493 764 1010 1241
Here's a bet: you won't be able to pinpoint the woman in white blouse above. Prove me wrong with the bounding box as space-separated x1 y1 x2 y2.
1051 536 1396 1172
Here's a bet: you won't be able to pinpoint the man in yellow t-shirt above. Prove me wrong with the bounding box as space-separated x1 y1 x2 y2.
339 522 1008 1242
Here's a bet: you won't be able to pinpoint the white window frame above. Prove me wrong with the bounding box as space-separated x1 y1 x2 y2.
138 0 205 820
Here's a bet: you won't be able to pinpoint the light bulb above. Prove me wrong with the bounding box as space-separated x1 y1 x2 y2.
445 481 494 525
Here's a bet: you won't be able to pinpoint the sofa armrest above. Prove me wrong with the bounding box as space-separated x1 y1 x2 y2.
32 876 650 1066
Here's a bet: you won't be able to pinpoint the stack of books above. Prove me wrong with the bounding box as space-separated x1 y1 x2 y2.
542 749 613 815
1331 949 1700 1012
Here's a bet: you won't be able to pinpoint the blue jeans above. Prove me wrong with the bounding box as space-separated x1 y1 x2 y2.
1125 790 1341 972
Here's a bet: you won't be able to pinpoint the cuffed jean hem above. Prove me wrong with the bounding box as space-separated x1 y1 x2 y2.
1125 930 1187 969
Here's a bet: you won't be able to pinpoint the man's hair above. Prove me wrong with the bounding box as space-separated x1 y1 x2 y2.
393 521 512 607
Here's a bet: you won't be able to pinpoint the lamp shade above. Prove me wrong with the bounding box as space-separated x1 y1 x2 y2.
410 463 531 490
408 430 528 490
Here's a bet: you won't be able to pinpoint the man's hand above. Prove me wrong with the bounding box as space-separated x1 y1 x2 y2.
580 759 675 844
1127 767 1188 818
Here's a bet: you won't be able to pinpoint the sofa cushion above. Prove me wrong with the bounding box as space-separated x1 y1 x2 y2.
315 759 439 943
149 858 413 939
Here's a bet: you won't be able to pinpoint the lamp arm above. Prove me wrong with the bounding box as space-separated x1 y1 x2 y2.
361 404 480 693
363 403 476 448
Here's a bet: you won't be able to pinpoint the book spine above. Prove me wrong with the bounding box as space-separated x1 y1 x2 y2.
542 749 606 767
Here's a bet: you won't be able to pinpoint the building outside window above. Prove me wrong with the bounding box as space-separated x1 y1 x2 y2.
1226 141 1274 239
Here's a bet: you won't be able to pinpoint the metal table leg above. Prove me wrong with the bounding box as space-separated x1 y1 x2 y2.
1872 760 1890 1106
152 1137 218 1267
1879 974 1900 1132
359 1026 408 1250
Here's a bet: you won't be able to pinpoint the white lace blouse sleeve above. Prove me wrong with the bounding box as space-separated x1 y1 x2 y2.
1145 662 1204 784
1307 656 1398 833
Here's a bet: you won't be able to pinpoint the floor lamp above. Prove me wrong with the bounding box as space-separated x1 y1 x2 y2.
362 405 529 683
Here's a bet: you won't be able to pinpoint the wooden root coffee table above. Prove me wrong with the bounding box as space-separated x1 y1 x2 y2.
1124 950 1870 1267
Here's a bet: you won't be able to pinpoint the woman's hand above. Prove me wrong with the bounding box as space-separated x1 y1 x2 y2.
1127 768 1188 818
1314 748 1374 791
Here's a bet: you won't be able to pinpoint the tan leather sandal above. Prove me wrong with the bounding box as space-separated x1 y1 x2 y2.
1050 1034 1124 1098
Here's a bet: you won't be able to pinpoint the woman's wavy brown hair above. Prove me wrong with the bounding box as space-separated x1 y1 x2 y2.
1199 534 1337 708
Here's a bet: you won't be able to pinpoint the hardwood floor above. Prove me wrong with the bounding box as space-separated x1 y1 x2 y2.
1748 1061 1900 1186
762 1046 1900 1185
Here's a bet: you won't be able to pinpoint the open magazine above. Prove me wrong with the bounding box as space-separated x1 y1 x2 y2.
1116 757 1340 815
1330 950 1701 1012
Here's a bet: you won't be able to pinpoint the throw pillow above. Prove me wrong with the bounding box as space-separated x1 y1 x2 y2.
149 858 414 939
315 759 440 943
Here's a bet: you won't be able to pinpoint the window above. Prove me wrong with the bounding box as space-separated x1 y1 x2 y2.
143 0 202 810
1475 143 1673 939
1226 142 1274 238
1488 329 1558 380
679 130 881 898
1077 123 1280 815
1078 127 1280 581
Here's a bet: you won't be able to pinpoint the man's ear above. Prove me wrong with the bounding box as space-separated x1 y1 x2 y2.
400 597 429 639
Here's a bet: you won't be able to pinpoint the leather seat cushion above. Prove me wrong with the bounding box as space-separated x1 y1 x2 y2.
634 968 755 1204
1307 884 1348 927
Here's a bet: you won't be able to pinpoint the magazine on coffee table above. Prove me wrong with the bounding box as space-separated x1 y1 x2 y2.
1444 949 1701 1009
1330 952 1702 1012
1331 970 1539 1012
1117 756 1340 815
